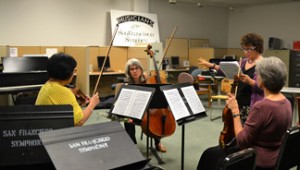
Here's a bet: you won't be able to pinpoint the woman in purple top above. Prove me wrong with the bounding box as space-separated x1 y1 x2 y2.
197 57 292 170
199 33 264 120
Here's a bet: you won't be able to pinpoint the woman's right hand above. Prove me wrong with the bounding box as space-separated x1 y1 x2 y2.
198 58 212 68
89 92 100 109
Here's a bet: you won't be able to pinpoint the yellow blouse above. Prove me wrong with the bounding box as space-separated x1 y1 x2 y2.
35 81 83 125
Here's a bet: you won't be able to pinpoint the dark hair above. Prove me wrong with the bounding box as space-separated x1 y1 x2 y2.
47 53 77 80
240 33 264 54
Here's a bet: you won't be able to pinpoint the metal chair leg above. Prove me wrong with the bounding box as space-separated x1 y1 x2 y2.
210 98 221 121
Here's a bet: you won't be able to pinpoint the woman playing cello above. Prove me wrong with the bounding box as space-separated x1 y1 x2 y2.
122 58 167 152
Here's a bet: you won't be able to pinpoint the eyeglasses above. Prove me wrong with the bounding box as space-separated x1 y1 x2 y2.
130 67 140 71
241 47 256 52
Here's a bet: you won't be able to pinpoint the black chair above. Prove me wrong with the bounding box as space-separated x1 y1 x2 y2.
219 148 256 170
275 126 300 170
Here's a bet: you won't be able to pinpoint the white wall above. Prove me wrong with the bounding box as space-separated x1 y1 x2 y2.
1 0 299 49
0 0 132 46
228 2 300 49
149 0 229 48
0 0 229 47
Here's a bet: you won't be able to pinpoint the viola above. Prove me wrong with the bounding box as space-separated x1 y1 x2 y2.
219 76 239 149
66 84 89 106
141 44 176 139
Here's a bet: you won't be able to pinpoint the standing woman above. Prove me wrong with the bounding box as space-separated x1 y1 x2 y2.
35 53 100 126
123 58 167 152
199 33 264 119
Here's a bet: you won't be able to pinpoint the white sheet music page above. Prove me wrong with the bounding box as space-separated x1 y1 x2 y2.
126 90 152 119
112 88 152 119
112 88 135 116
181 86 205 114
163 88 190 120
219 61 242 79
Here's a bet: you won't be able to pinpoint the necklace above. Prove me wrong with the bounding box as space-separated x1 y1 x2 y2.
247 59 255 64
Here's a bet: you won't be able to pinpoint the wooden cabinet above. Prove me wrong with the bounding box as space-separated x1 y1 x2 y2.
264 50 290 86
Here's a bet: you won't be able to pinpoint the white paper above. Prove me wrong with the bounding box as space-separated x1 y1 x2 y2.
46 48 58 58
9 48 18 57
219 61 242 79
163 89 190 120
181 86 205 114
112 88 152 119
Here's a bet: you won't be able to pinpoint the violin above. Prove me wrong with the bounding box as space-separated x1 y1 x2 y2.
66 84 89 106
219 77 239 149
141 44 176 139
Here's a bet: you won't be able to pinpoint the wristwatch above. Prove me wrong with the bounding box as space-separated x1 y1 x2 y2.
232 113 241 118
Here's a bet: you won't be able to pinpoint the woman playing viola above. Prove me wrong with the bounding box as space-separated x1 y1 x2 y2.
197 57 292 170
35 53 100 126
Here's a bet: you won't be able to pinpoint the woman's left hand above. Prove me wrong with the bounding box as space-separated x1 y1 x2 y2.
239 73 251 84
226 93 239 113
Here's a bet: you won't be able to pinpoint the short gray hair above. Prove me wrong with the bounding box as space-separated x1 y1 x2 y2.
255 57 287 93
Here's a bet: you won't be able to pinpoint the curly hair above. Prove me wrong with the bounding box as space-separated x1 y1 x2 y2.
240 33 264 54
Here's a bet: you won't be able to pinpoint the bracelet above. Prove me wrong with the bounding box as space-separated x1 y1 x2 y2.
232 113 241 118
210 64 216 69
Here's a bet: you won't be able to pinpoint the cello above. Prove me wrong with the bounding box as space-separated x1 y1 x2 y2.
141 44 176 139
219 75 239 149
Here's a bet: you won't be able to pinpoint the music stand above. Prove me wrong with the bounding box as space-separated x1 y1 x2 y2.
160 83 207 170
110 84 166 164
109 84 156 124
39 121 152 170
135 84 172 165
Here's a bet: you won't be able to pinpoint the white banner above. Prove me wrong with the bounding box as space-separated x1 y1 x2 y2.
110 10 160 47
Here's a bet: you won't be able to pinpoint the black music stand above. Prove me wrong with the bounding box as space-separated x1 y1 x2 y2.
135 84 171 165
160 83 207 170
0 105 74 169
109 84 166 164
39 121 153 170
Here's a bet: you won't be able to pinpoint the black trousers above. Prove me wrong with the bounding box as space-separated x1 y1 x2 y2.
124 122 160 145
197 145 239 170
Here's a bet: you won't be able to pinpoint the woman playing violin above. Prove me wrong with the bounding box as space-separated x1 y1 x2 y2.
197 57 292 170
199 32 264 120
35 52 100 126
122 58 167 152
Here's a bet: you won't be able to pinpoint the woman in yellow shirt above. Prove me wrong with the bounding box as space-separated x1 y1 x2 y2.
35 53 99 126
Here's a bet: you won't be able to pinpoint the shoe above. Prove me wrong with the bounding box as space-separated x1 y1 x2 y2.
156 143 167 153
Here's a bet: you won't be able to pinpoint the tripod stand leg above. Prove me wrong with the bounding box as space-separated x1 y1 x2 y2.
150 138 165 165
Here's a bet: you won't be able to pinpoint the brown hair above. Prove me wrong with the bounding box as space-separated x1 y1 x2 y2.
240 33 264 54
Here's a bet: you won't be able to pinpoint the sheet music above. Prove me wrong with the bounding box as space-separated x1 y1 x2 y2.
181 86 205 114
219 61 242 79
112 88 152 119
163 88 190 120
126 90 152 119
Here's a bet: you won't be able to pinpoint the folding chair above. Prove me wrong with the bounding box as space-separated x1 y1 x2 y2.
209 78 233 121
275 126 300 170
220 147 256 170
178 72 212 107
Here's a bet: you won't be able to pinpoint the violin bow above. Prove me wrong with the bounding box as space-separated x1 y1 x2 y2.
158 25 178 70
234 58 242 96
93 24 119 95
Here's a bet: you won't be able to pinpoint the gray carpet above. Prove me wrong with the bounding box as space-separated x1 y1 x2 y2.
84 97 226 170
